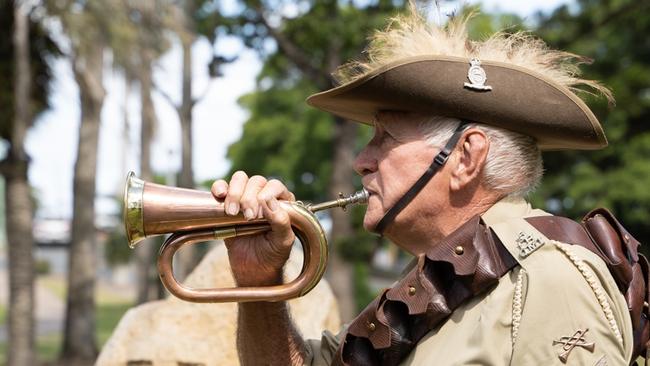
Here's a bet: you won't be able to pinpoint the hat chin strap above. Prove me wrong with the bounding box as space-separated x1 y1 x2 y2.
373 122 469 235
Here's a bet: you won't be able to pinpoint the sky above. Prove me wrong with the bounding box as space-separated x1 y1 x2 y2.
25 0 573 219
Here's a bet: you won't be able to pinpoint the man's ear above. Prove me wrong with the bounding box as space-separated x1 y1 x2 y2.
449 128 489 192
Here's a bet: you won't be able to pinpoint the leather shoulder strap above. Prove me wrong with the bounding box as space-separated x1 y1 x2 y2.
526 213 650 364
334 216 517 366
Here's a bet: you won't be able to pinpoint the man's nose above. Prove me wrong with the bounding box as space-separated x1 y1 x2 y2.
353 146 377 176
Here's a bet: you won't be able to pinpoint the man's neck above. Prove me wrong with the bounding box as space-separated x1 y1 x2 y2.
387 191 501 255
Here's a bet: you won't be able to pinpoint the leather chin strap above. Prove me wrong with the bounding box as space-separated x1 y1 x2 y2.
373 122 470 235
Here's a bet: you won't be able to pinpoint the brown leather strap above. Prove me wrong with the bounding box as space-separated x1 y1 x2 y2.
336 211 648 366
334 216 517 365
526 213 650 364
525 216 597 253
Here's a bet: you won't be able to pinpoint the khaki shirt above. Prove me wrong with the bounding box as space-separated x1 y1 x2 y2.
305 199 633 365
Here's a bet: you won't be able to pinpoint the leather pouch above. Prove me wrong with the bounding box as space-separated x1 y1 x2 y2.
582 208 650 362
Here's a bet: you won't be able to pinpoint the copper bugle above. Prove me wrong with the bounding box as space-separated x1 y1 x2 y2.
123 171 368 303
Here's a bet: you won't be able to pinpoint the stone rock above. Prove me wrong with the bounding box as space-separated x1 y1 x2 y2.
96 243 340 366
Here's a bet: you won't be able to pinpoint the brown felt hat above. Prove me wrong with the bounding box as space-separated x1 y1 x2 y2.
306 55 607 150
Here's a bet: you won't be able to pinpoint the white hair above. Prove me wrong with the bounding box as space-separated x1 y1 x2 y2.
419 116 543 198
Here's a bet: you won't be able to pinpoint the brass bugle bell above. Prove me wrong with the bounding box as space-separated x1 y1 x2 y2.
123 171 368 303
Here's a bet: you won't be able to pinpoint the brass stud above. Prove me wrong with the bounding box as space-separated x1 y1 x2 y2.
408 286 416 296
454 246 464 255
367 322 376 332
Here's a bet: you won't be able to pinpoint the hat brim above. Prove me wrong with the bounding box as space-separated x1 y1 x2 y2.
306 55 607 150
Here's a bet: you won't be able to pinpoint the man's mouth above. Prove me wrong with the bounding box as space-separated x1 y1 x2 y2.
363 187 378 199
362 186 375 194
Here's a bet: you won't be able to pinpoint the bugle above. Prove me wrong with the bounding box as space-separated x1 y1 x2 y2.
123 172 368 303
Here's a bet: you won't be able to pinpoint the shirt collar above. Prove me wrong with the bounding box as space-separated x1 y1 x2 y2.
481 196 549 226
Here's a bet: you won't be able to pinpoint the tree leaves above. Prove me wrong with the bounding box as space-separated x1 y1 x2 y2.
532 0 650 248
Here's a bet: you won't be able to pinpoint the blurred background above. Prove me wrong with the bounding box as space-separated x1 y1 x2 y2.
1 0 649 364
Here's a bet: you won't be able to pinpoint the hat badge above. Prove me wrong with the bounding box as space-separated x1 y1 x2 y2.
464 58 493 91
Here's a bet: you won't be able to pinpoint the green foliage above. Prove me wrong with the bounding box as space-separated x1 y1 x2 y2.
336 204 382 262
45 1 112 56
530 0 650 253
106 0 172 77
228 80 333 199
105 228 132 266
218 1 407 203
0 2 61 143
462 5 526 39
35 259 51 275
96 303 133 345
353 262 377 313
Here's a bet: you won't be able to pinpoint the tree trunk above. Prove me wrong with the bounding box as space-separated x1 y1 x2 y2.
178 19 193 192
175 2 198 278
5 3 35 365
60 40 105 365
326 117 358 321
135 52 161 304
4 160 35 366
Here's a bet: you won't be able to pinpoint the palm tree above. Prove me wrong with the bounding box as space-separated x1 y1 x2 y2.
46 1 109 363
1 2 59 364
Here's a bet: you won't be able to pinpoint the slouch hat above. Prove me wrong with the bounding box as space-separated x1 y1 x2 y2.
307 10 611 151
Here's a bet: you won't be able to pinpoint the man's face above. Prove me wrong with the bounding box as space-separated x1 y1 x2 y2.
354 112 446 236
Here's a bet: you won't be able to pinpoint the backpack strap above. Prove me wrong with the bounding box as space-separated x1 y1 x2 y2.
527 209 650 364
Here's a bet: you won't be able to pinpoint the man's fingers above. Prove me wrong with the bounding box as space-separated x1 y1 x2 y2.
258 179 295 203
211 179 229 199
215 174 294 220
240 175 267 220
261 197 295 249
225 171 248 215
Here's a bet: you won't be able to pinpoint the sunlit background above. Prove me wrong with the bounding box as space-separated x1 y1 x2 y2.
2 0 649 364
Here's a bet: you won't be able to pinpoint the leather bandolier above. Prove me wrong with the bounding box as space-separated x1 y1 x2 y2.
333 209 650 366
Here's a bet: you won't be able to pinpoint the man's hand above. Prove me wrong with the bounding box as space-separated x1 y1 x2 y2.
211 171 297 286
212 171 307 366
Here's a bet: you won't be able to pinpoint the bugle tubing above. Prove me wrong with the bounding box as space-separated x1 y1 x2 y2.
123 172 368 303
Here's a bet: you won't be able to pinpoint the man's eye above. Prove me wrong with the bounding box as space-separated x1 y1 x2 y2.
372 127 396 145
381 130 396 143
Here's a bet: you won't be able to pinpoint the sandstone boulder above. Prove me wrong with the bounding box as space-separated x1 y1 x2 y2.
96 243 340 365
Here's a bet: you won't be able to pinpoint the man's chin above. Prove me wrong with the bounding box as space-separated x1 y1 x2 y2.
363 215 380 233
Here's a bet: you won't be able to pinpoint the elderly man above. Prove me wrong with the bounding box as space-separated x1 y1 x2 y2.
211 9 637 366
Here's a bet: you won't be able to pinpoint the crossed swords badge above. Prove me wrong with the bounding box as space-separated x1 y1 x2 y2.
515 231 544 258
553 328 595 363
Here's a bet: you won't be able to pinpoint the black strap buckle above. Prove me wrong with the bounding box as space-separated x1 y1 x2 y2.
433 150 450 167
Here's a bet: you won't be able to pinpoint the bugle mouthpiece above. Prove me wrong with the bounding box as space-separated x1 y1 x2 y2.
307 189 369 213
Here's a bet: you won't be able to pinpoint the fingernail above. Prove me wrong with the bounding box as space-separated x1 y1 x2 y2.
228 202 239 215
244 208 254 220
267 198 278 212
215 187 225 195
